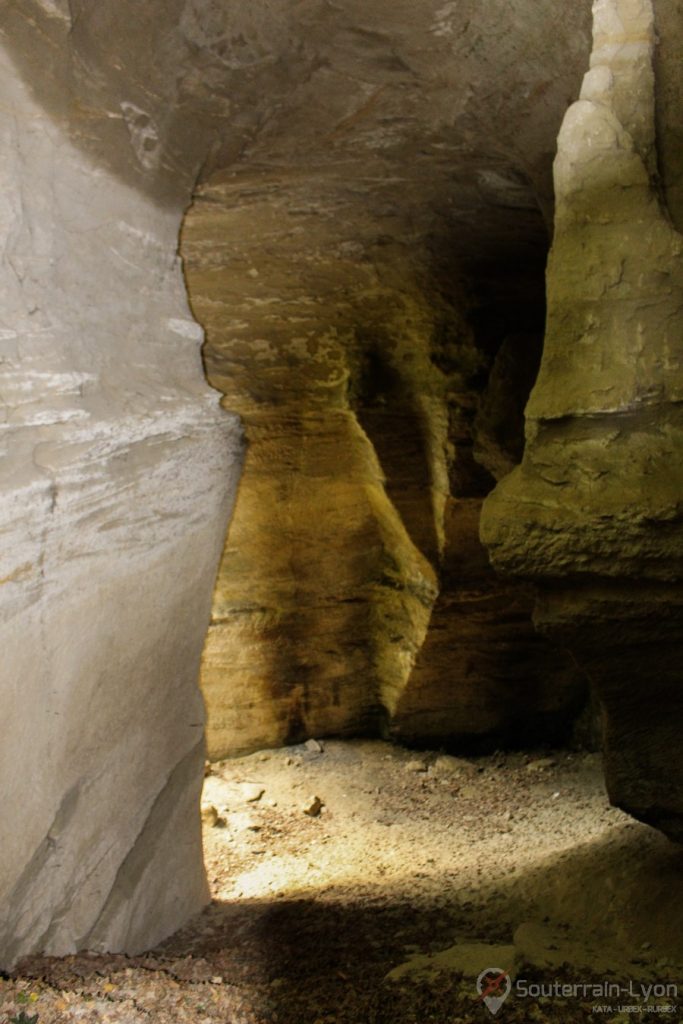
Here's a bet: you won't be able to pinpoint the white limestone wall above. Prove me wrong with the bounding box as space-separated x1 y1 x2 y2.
0 43 243 967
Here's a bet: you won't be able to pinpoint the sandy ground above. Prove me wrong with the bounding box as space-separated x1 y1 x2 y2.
5 740 683 1023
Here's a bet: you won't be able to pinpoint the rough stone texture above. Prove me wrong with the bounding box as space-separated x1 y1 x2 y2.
0 10 242 968
481 0 683 840
390 499 585 749
3 0 682 974
653 0 683 231
473 334 544 482
183 193 447 757
180 0 593 758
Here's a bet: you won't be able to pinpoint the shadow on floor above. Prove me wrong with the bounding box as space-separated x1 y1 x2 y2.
11 824 683 1023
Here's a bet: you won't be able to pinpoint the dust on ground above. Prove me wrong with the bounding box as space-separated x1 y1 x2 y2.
6 740 683 1023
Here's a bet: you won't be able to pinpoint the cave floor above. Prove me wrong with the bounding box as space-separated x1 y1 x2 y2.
6 740 683 1023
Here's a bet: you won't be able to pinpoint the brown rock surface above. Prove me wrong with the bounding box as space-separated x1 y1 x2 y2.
178 0 597 762
391 499 584 748
481 0 683 839
183 175 585 758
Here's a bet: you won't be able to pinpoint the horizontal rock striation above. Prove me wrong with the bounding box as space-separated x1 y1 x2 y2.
180 0 596 761
481 0 683 840
0 6 243 967
183 166 586 759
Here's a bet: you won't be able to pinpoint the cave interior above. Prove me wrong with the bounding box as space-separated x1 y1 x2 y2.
2 0 683 1019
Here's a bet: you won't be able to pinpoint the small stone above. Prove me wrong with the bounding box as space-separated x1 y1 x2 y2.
459 785 478 799
433 755 476 776
302 795 324 817
526 758 557 772
201 804 219 827
239 783 265 803
305 738 324 753
210 976 223 985
405 759 428 773
551 791 561 800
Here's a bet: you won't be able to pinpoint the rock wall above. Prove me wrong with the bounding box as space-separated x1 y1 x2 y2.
179 0 594 760
7 0 680 972
0 11 242 968
183 172 586 759
481 0 683 840
183 185 444 756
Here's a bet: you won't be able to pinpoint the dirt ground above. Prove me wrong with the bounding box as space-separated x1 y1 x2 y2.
5 740 683 1023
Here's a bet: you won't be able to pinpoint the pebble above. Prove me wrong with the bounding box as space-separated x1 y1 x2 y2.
305 738 324 754
433 755 476 776
405 759 428 773
459 785 478 799
302 795 324 817
526 758 557 772
239 783 265 803
201 804 219 827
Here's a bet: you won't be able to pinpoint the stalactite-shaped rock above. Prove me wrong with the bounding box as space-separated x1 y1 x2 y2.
482 0 683 840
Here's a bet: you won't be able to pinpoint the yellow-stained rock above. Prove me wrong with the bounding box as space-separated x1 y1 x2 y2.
183 173 584 759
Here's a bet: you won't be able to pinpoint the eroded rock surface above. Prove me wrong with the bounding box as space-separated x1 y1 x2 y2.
181 0 594 758
0 8 243 967
2 0 682 975
481 0 683 840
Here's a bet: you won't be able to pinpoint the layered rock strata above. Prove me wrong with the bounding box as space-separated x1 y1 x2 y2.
0 0 594 966
183 175 586 759
0 9 242 967
482 0 683 840
176 0 595 763
7 0 681 974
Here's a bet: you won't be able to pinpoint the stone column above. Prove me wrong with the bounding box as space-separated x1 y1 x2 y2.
482 0 683 840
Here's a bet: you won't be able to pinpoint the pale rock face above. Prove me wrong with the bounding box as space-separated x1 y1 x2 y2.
0 39 242 968
481 0 683 840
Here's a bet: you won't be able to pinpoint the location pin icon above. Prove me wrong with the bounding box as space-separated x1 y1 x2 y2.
476 967 512 1016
